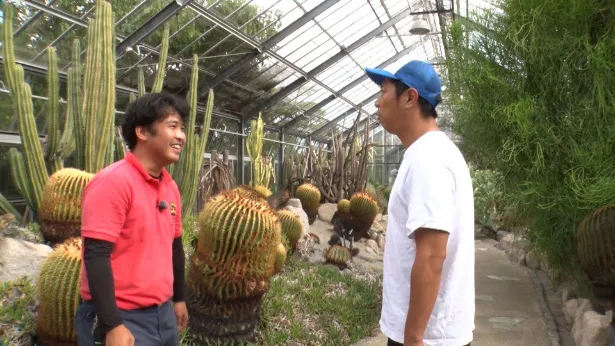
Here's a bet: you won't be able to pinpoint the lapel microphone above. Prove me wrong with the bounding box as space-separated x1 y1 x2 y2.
158 200 168 210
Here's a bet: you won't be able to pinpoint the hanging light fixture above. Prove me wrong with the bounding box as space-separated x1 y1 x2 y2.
409 17 431 35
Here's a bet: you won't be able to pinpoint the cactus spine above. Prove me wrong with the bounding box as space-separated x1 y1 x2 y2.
187 191 281 343
39 168 94 245
36 237 82 345
168 54 214 216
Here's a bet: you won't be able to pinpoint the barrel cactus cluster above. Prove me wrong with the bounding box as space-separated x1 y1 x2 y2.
36 237 83 346
576 205 615 299
186 191 285 343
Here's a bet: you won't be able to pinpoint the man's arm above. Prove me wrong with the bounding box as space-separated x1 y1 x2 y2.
83 238 122 332
403 161 456 344
404 228 449 343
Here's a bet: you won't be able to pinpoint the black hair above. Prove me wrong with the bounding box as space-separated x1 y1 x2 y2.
121 93 190 150
392 79 441 119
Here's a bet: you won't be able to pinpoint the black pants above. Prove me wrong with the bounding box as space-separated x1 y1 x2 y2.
387 338 470 346
74 300 180 346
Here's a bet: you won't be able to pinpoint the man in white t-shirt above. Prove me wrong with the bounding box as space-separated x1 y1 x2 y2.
364 60 475 346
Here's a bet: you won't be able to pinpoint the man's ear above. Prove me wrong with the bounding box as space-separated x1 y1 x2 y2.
135 125 149 142
400 88 420 110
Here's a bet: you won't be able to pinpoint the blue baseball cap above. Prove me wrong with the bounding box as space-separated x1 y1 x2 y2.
364 60 442 107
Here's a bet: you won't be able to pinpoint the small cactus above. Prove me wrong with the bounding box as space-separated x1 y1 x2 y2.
295 183 321 225
337 199 350 214
348 192 380 241
36 237 82 346
273 243 287 275
576 205 615 298
278 209 303 250
254 185 272 199
233 185 266 201
39 168 94 245
324 245 352 269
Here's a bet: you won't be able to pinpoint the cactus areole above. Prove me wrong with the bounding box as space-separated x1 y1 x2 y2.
187 191 283 343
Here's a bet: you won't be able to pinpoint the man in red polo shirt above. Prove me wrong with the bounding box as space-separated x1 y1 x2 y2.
74 93 189 346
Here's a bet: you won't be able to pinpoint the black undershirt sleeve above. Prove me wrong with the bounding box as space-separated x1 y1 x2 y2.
83 237 122 333
172 236 186 302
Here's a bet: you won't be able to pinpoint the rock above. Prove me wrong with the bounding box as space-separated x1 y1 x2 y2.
284 205 309 234
286 198 302 209
371 221 385 234
366 239 379 254
317 203 337 223
376 234 385 250
375 213 383 222
496 230 509 242
572 299 594 339
562 286 577 303
573 310 610 346
381 215 388 224
363 246 378 259
564 299 579 325
0 236 52 284
499 233 514 251
525 249 541 269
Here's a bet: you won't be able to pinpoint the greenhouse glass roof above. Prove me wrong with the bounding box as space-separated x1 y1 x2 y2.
1 0 498 143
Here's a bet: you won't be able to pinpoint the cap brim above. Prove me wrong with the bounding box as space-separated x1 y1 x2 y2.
365 68 397 86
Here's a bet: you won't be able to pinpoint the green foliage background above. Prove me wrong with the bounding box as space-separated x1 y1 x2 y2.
445 0 615 277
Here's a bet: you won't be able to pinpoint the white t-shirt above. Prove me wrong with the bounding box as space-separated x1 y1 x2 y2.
380 130 475 346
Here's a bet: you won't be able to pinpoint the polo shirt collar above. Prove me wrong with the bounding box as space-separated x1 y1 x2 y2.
125 152 171 183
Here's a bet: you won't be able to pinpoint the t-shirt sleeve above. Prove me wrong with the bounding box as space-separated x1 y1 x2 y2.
405 161 456 238
81 175 130 243
174 188 182 238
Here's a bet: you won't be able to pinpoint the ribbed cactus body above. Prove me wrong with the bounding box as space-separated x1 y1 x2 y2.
278 210 303 249
36 237 82 346
233 185 266 201
295 183 321 225
348 192 379 241
324 245 352 268
187 191 282 343
576 205 615 298
39 168 94 245
337 199 350 214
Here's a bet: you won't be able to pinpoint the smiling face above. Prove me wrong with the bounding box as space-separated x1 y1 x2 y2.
135 110 186 166
374 78 421 136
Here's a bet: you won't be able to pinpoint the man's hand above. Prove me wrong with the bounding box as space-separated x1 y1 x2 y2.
173 301 189 332
105 324 134 346
404 340 424 346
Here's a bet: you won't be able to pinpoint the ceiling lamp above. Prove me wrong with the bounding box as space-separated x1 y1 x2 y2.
409 18 431 35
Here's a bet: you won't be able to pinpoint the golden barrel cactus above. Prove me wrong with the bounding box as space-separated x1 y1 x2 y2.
348 192 380 241
324 245 352 269
278 209 303 250
337 199 350 214
36 237 82 346
295 183 321 224
273 243 287 275
187 191 282 344
232 185 265 201
39 168 94 245
576 205 615 299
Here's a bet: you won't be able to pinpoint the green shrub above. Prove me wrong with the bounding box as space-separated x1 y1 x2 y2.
445 0 615 277
0 277 36 345
469 165 504 231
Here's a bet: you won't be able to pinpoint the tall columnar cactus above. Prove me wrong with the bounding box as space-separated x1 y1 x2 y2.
576 205 615 299
348 192 380 241
39 168 94 245
187 191 282 343
36 237 82 346
167 54 213 216
278 209 303 250
295 183 321 225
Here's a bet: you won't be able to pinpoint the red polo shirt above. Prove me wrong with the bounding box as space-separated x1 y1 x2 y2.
79 152 182 310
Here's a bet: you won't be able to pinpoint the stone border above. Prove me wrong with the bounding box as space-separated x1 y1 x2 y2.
529 269 563 346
